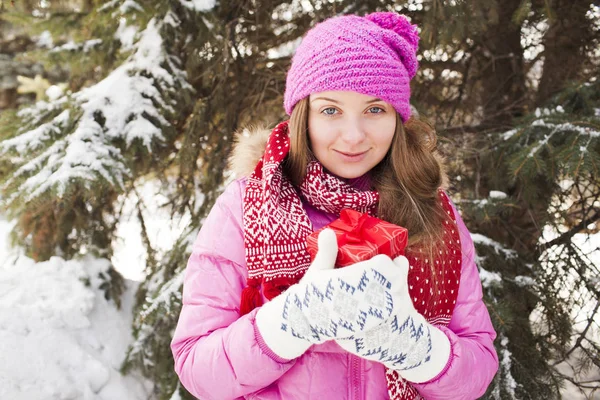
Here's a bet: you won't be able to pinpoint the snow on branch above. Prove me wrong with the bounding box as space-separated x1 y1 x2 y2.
178 0 216 12
139 270 184 321
530 120 599 138
478 266 503 288
50 39 103 53
1 17 192 204
472 233 519 259
490 334 518 399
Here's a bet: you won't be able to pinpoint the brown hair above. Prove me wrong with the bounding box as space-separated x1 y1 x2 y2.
283 97 451 286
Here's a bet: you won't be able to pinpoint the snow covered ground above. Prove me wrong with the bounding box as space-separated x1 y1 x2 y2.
0 215 152 400
0 177 191 400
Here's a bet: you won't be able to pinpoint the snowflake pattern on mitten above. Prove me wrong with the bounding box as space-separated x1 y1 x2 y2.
347 314 433 371
280 268 396 342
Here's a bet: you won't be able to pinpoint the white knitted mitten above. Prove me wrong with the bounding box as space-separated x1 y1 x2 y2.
336 256 451 383
255 229 407 360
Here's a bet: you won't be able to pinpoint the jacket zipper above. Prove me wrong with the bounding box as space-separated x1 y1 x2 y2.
350 354 362 400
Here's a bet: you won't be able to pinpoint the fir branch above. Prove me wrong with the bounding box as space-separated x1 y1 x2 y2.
558 372 600 391
559 299 600 363
133 186 156 273
535 211 600 258
138 270 184 322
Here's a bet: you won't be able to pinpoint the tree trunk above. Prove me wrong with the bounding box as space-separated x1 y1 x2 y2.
477 0 527 125
535 0 595 106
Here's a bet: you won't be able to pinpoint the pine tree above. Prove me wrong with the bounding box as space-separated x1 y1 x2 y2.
456 79 599 398
413 2 599 397
413 2 599 398
1 0 197 306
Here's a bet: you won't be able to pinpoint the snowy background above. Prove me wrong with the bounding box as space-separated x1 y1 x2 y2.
0 180 188 400
0 216 151 400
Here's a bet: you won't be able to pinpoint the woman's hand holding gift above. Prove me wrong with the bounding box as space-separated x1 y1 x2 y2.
335 256 452 383
255 229 409 360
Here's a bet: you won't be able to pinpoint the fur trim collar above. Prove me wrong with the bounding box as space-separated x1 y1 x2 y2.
228 125 271 177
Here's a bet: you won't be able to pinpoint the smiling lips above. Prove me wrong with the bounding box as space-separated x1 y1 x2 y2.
338 150 367 156
334 149 369 162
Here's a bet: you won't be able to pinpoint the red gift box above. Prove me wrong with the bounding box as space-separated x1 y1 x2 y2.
306 208 408 267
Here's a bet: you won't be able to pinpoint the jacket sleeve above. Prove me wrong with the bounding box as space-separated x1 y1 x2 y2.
413 200 499 400
170 179 296 400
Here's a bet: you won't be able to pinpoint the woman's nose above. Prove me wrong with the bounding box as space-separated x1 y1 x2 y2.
339 121 367 145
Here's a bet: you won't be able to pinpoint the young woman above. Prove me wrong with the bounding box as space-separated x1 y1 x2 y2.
171 12 499 400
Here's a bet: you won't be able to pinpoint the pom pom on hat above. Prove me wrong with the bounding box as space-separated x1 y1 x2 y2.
365 12 420 78
365 12 419 52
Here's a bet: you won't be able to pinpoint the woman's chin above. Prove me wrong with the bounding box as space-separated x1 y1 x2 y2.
326 164 371 180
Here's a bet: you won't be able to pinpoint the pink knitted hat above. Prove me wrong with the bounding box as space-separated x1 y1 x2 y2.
283 12 420 122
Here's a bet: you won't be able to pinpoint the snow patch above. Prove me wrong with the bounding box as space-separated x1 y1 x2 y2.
98 0 119 12
502 128 518 140
45 85 65 101
489 191 507 200
179 0 216 12
0 254 151 400
514 275 535 287
120 0 144 14
478 266 502 288
498 334 518 397
1 109 71 154
115 17 138 51
472 233 518 258
50 39 103 53
164 11 181 27
36 31 54 48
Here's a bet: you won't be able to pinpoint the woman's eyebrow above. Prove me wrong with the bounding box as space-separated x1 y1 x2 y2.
310 97 384 104
310 97 341 104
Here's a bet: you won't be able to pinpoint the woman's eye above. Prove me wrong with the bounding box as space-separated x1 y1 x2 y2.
321 107 338 116
368 106 384 114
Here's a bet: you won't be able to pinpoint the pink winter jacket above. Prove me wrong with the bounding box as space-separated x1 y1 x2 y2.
171 178 499 400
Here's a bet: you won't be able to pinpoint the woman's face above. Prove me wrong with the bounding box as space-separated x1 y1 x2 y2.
307 90 397 179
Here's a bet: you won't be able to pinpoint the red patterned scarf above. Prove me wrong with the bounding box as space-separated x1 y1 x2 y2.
241 121 462 400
